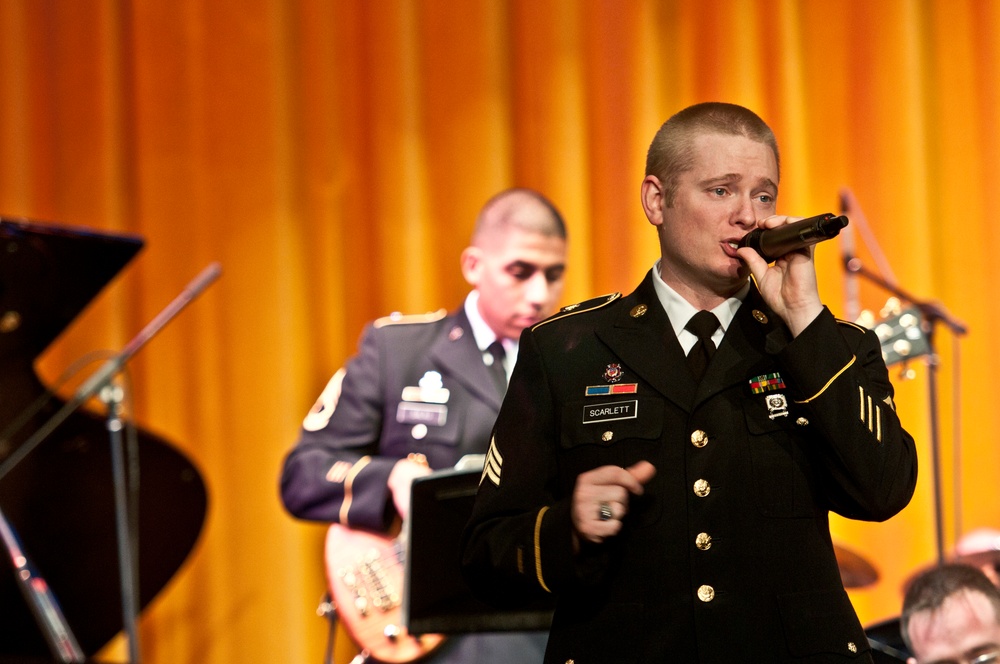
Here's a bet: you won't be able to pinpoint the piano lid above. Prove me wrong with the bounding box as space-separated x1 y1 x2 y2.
0 217 143 361
0 217 207 658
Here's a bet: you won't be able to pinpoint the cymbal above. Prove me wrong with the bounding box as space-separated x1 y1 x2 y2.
835 542 880 588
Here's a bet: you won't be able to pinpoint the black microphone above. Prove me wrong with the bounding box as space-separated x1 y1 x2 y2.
737 213 849 262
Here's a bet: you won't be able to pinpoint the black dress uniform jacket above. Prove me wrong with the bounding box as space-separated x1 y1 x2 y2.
462 272 918 663
281 306 547 663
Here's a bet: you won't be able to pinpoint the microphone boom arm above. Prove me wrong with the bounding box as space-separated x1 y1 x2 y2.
843 256 967 336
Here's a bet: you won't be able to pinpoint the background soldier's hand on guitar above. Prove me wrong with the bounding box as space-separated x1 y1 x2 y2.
388 454 433 519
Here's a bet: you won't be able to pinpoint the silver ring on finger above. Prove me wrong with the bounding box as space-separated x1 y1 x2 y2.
598 501 613 521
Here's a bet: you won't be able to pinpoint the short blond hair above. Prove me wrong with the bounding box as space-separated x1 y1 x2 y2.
645 102 780 206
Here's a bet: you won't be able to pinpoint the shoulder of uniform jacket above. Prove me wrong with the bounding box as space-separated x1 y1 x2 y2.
373 308 449 328
531 292 622 331
835 317 869 334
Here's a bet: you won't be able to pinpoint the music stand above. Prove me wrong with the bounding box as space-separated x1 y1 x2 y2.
402 467 554 635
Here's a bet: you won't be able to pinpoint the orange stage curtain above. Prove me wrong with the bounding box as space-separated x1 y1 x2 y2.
1 0 998 661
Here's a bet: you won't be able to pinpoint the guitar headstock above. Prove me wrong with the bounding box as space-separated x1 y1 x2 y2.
855 297 931 368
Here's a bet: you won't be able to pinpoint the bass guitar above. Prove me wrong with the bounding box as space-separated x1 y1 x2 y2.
325 522 445 663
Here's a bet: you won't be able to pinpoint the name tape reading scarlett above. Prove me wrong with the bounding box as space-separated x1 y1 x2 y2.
583 399 638 424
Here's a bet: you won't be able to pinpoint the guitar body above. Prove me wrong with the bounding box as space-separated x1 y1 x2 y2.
325 523 445 663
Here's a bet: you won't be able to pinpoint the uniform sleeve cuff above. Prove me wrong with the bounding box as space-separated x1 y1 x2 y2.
537 500 610 591
343 456 398 530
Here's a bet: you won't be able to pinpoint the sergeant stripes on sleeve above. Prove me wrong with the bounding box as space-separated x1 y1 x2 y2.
858 385 883 442
481 436 503 487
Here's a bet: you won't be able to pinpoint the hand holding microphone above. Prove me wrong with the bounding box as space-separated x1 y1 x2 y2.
736 213 845 337
737 213 849 262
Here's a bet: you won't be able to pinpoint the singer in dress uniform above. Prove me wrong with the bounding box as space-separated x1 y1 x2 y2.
463 274 916 662
461 103 918 662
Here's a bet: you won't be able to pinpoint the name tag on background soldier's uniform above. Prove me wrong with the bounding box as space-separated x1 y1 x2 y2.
397 402 447 426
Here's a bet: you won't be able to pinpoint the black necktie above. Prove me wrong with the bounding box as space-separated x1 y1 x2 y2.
486 340 507 395
685 311 719 383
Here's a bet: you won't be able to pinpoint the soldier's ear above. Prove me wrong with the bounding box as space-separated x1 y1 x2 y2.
460 246 483 285
641 175 666 229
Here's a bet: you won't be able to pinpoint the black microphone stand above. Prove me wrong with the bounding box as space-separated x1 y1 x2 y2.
844 255 967 566
0 506 85 661
0 262 221 663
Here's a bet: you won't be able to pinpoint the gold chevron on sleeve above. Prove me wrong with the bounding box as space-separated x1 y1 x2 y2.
858 386 884 443
481 436 503 487
325 460 352 483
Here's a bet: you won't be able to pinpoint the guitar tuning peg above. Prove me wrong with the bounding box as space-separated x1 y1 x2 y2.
880 297 902 319
856 310 876 329
891 338 914 359
874 322 894 342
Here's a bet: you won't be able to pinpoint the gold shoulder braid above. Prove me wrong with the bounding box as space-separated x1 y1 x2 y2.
532 292 621 331
373 308 448 328
834 317 868 334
